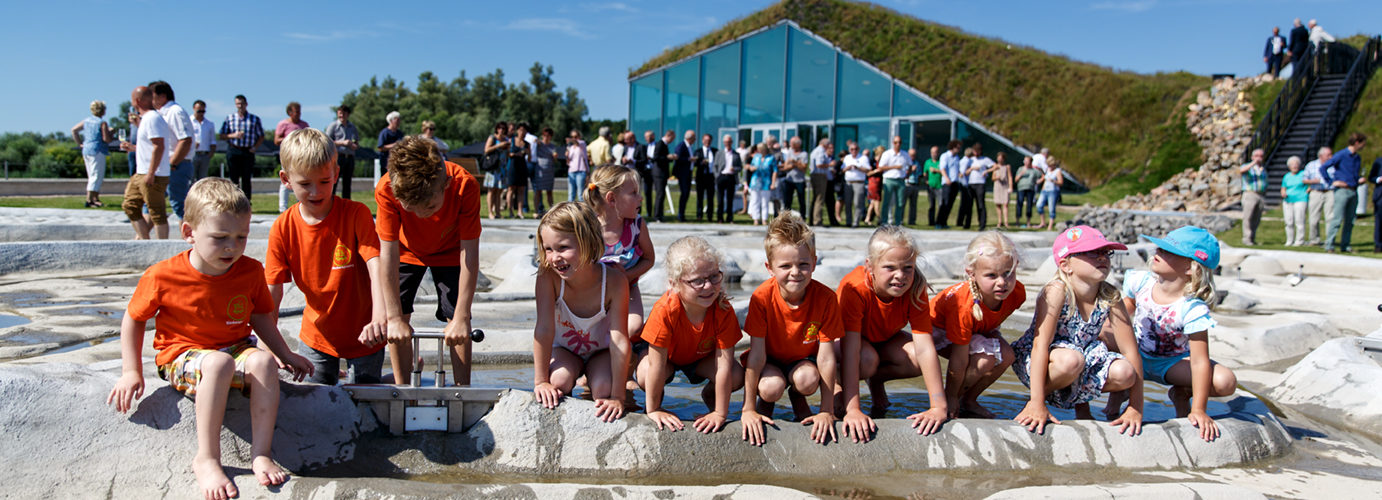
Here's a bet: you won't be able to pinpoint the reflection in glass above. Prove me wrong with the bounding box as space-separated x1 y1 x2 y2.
836 55 890 120
741 26 787 124
787 27 834 122
664 60 699 135
630 73 663 137
700 43 741 135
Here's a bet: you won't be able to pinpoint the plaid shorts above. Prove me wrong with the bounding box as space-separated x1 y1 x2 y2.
157 342 259 397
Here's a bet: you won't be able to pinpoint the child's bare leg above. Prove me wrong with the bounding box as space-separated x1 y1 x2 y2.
1092 359 1138 420
1104 390 1129 420
1074 403 1094 420
694 355 744 413
244 350 289 487
585 350 613 400
868 333 921 418
756 364 787 416
548 347 584 396
1168 385 1192 418
449 340 472 386
960 341 1013 418
192 352 238 500
788 361 821 421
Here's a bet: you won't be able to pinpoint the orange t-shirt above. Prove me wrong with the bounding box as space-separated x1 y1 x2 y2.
265 198 382 359
744 278 843 363
128 250 275 367
930 281 1027 345
375 161 482 266
836 265 932 343
643 291 742 366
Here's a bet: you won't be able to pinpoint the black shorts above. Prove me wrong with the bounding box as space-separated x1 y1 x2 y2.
398 264 460 323
635 341 709 385
740 350 817 378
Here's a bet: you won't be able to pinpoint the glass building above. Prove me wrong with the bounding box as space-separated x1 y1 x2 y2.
629 20 1032 162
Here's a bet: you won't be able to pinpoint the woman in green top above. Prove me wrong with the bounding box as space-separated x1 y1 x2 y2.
1014 156 1042 228
1281 156 1309 246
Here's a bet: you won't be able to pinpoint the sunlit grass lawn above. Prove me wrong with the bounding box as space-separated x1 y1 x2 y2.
1216 205 1378 259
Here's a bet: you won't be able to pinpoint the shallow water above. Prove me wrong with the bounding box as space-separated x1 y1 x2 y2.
0 314 29 329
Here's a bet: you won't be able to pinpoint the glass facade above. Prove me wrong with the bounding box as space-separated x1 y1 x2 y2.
629 22 1025 164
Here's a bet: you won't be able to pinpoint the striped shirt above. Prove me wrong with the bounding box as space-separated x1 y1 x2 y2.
219 112 264 149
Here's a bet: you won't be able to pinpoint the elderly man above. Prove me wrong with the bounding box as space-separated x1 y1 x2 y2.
274 101 310 210
693 133 717 221
673 129 696 222
1321 133 1366 253
779 136 808 217
1265 27 1287 78
217 94 264 196
190 100 216 180
1239 148 1268 245
1303 147 1335 245
713 134 743 223
1288 18 1310 74
877 135 911 226
149 81 194 221
633 130 655 215
1308 19 1335 48
651 130 674 222
323 105 360 199
377 111 404 173
119 86 173 240
587 126 613 169
809 137 838 226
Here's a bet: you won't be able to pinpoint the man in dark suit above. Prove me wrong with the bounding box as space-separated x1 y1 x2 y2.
712 134 743 223
634 130 655 216
651 130 673 222
1264 27 1286 78
1288 18 1310 75
673 129 695 222
1369 157 1382 252
692 133 717 221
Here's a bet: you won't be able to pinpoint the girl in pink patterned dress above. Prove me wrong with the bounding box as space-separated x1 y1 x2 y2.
532 202 631 422
586 165 655 341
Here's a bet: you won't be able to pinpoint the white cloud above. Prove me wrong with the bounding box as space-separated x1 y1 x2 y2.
282 30 374 42
580 2 639 13
505 18 594 39
1090 0 1156 12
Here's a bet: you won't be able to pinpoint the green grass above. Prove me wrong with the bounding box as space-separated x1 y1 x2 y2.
634 0 1210 192
1218 205 1379 258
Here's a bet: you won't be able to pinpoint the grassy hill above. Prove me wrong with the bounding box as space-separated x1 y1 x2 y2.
634 0 1209 193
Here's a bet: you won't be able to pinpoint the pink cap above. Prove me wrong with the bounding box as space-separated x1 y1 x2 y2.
1052 225 1127 261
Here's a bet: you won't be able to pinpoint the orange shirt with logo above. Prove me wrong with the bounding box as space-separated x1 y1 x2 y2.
744 278 843 363
265 198 382 359
375 161 482 266
930 281 1027 345
643 291 742 366
128 250 275 366
836 265 932 343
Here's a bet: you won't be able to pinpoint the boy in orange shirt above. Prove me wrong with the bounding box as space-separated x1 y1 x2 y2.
636 235 745 434
375 136 483 385
107 178 313 500
267 128 387 384
741 211 843 446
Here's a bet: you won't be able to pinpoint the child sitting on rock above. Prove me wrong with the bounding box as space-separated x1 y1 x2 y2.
741 211 844 446
1107 226 1237 442
1012 225 1143 435
635 235 745 434
835 226 948 442
107 177 313 500
266 128 388 385
531 202 631 422
930 231 1024 419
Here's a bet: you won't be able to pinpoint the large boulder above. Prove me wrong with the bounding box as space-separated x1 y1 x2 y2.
1269 333 1382 442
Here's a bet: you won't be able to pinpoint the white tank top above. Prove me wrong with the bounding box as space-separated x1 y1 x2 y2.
553 264 612 357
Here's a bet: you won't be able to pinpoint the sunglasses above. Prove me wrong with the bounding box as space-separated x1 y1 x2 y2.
1073 249 1115 259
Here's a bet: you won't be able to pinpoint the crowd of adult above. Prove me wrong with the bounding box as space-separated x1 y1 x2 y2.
1263 17 1334 77
1271 134 1382 253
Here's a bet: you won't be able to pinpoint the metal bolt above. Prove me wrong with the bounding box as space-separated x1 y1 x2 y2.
391 390 399 398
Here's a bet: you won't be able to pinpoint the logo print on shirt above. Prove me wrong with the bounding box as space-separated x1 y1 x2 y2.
332 244 352 268
804 322 820 344
226 294 250 322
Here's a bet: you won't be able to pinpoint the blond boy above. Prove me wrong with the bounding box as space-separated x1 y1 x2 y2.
107 177 313 500
267 128 387 384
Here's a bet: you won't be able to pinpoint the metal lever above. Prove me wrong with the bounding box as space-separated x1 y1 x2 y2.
408 329 485 387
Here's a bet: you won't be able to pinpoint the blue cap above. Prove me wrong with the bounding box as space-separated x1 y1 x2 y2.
1140 226 1221 270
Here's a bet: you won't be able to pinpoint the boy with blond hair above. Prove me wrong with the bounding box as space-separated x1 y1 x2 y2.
107 177 313 500
375 135 483 385
267 128 388 384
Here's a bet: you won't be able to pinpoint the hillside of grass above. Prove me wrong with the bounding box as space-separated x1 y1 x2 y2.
1331 36 1382 152
633 0 1210 191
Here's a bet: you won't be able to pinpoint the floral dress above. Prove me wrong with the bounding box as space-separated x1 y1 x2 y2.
1012 299 1123 409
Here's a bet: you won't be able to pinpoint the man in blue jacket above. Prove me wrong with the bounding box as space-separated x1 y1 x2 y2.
1322 132 1367 253
1264 27 1287 78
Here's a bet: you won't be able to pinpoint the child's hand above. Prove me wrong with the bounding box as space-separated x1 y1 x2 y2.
1110 406 1143 436
442 320 471 347
106 371 144 414
386 318 414 344
740 410 773 445
594 398 625 423
906 407 947 436
533 382 563 409
358 320 387 347
647 410 683 431
1014 400 1059 434
279 353 315 382
803 412 837 444
1187 409 1219 442
842 408 876 443
694 411 728 434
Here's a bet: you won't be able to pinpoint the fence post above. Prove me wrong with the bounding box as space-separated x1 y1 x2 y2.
373 159 380 188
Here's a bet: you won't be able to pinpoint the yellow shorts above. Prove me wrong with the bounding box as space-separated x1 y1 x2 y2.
157 342 259 397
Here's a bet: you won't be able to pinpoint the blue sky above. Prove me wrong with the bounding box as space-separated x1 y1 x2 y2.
4 0 1378 135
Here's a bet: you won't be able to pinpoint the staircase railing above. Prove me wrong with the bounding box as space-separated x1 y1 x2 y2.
1242 42 1321 164
1307 37 1381 160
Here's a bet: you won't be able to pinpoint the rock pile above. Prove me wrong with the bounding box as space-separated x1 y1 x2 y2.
1062 207 1234 245
1112 75 1273 212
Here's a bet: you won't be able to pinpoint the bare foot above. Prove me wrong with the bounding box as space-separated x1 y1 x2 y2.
960 400 997 419
755 398 776 418
252 455 289 487
1168 385 1193 418
867 380 890 418
1073 403 1093 420
192 456 237 500
787 389 813 421
1104 390 1129 420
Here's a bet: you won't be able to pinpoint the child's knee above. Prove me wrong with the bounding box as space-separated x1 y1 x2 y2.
1050 350 1084 376
792 366 821 395
758 377 787 402
199 351 237 376
859 346 880 378
1212 366 1238 396
1106 360 1138 391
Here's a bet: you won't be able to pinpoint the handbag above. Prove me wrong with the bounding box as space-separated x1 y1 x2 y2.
481 137 504 172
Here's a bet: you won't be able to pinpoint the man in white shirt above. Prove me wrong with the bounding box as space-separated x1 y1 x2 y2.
149 81 194 221
1308 19 1335 48
1303 147 1335 245
878 135 911 226
809 138 837 226
118 85 173 240
779 136 809 217
841 141 871 227
1033 147 1050 173
964 144 996 230
190 100 216 181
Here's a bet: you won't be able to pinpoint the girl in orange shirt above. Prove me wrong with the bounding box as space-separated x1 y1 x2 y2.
532 202 631 422
930 232 1025 419
636 235 745 434
835 226 947 442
